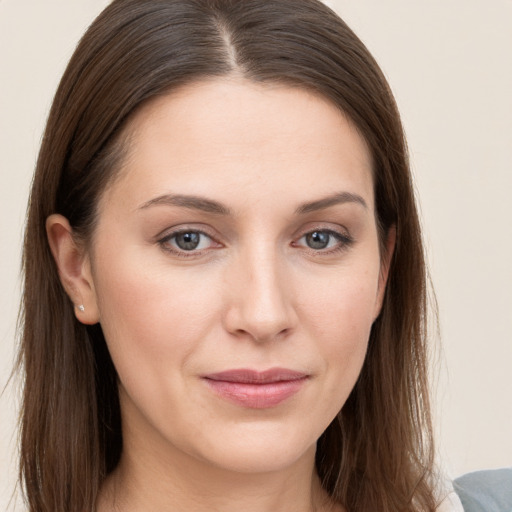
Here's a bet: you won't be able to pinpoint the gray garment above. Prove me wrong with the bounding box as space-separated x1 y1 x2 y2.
454 468 512 512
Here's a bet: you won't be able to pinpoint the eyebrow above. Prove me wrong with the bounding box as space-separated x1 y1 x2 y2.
138 191 368 215
295 191 368 214
138 194 232 215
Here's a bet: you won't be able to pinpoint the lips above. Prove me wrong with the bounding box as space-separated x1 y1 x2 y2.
202 368 309 409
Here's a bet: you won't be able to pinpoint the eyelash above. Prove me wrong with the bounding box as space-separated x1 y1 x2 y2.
158 228 219 259
293 229 354 255
157 227 354 258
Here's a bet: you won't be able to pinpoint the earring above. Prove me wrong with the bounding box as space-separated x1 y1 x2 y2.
77 304 85 312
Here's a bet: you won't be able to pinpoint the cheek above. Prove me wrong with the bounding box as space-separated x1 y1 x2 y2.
91 247 223 381
297 264 380 397
91 258 228 445
300 263 379 339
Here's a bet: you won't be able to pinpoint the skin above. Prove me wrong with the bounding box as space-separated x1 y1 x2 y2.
47 79 394 512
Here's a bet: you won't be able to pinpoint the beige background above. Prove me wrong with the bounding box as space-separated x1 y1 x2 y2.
1 0 511 509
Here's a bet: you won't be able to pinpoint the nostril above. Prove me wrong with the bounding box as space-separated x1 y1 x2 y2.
224 299 295 343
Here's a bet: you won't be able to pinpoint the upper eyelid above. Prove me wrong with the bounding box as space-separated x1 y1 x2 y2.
161 227 211 238
294 229 352 245
157 226 348 238
156 224 217 241
294 223 351 239
159 229 219 248
161 230 213 242
298 229 348 239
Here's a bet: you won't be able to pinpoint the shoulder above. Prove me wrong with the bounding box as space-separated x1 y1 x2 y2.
453 467 512 512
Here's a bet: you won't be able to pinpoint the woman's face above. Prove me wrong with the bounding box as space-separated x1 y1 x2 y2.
84 79 390 474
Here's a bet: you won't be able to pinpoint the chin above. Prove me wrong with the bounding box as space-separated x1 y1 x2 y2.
203 445 316 475
182 421 320 474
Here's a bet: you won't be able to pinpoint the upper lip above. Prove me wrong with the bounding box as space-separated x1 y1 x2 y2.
202 368 308 384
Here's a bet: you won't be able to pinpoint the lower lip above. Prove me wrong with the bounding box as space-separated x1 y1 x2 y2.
203 378 307 409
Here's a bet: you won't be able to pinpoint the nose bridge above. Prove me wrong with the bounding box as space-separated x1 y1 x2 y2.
224 238 295 342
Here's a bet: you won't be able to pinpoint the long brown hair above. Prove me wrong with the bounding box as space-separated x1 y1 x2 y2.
19 1 437 510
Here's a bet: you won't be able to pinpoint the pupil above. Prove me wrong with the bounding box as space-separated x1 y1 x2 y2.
306 231 329 249
176 232 200 250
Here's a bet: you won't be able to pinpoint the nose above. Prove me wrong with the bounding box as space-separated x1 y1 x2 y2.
223 248 297 343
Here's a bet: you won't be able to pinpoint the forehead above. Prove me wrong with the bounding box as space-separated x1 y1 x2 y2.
102 78 374 215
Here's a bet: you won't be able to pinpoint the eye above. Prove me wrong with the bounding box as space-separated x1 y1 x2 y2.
294 229 352 252
160 230 217 253
304 231 332 250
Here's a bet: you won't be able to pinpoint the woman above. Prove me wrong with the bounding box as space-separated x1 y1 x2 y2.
18 1 460 511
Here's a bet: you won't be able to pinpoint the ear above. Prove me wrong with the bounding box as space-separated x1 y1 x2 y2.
46 214 100 325
374 224 396 320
